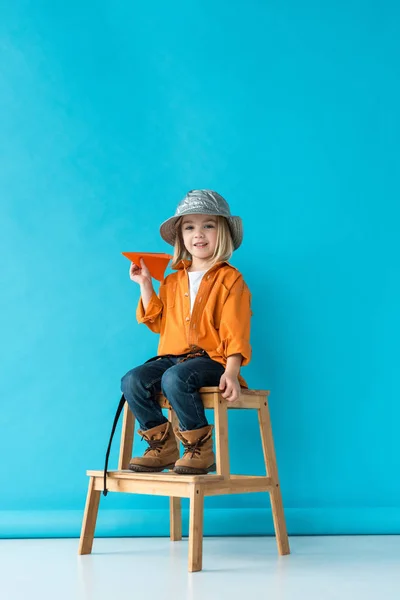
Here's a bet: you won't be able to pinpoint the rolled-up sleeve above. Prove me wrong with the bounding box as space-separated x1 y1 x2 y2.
216 277 252 366
136 290 163 333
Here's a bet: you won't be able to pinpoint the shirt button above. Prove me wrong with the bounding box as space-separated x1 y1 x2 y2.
184 292 189 297
186 317 190 321
207 276 210 280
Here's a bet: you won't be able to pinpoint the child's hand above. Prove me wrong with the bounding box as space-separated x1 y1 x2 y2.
219 372 241 402
129 259 152 286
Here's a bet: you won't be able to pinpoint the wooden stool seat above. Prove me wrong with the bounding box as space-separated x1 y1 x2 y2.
79 386 290 571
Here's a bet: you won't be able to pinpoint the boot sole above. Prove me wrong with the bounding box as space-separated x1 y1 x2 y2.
128 463 176 473
173 462 216 475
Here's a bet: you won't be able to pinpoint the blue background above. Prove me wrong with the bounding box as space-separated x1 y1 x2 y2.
1 0 399 537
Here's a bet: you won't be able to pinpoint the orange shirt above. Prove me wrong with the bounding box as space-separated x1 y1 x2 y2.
137 260 252 387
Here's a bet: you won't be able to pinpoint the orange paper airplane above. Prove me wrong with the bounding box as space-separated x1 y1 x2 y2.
122 252 173 281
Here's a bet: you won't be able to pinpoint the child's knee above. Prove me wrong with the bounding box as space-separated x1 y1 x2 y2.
161 367 178 395
121 367 141 395
161 365 191 396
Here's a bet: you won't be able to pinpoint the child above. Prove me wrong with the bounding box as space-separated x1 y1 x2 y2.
120 189 252 476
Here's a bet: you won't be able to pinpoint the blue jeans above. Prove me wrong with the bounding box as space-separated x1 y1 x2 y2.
121 354 225 431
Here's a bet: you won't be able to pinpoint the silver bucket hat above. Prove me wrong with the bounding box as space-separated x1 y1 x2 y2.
160 190 243 250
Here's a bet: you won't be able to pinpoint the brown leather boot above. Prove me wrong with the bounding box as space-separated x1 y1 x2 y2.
173 425 216 475
129 422 179 472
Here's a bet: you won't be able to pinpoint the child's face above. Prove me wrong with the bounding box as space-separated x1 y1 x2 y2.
181 214 218 262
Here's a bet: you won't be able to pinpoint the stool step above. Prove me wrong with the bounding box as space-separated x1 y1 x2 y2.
89 470 273 497
88 469 224 483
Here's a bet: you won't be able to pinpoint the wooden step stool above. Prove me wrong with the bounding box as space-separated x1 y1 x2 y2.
78 387 290 572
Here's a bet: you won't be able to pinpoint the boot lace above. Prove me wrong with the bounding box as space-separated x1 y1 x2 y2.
141 436 165 455
182 435 206 459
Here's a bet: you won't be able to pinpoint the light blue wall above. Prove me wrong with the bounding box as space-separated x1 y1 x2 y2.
1 0 399 537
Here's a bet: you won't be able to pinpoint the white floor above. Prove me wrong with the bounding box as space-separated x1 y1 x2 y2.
1 536 399 600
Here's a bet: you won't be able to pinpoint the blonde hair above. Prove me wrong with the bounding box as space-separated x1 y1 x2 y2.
171 215 234 270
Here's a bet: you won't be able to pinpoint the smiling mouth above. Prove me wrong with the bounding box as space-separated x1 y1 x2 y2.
194 243 208 248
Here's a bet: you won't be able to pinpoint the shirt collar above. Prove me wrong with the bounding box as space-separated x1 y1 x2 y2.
176 259 236 274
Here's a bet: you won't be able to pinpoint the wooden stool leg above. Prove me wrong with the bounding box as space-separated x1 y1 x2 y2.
170 497 182 541
168 407 182 541
78 476 101 555
258 400 290 556
188 484 204 572
118 403 135 470
213 392 230 477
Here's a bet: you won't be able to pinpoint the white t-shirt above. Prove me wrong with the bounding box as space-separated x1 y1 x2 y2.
188 270 206 313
